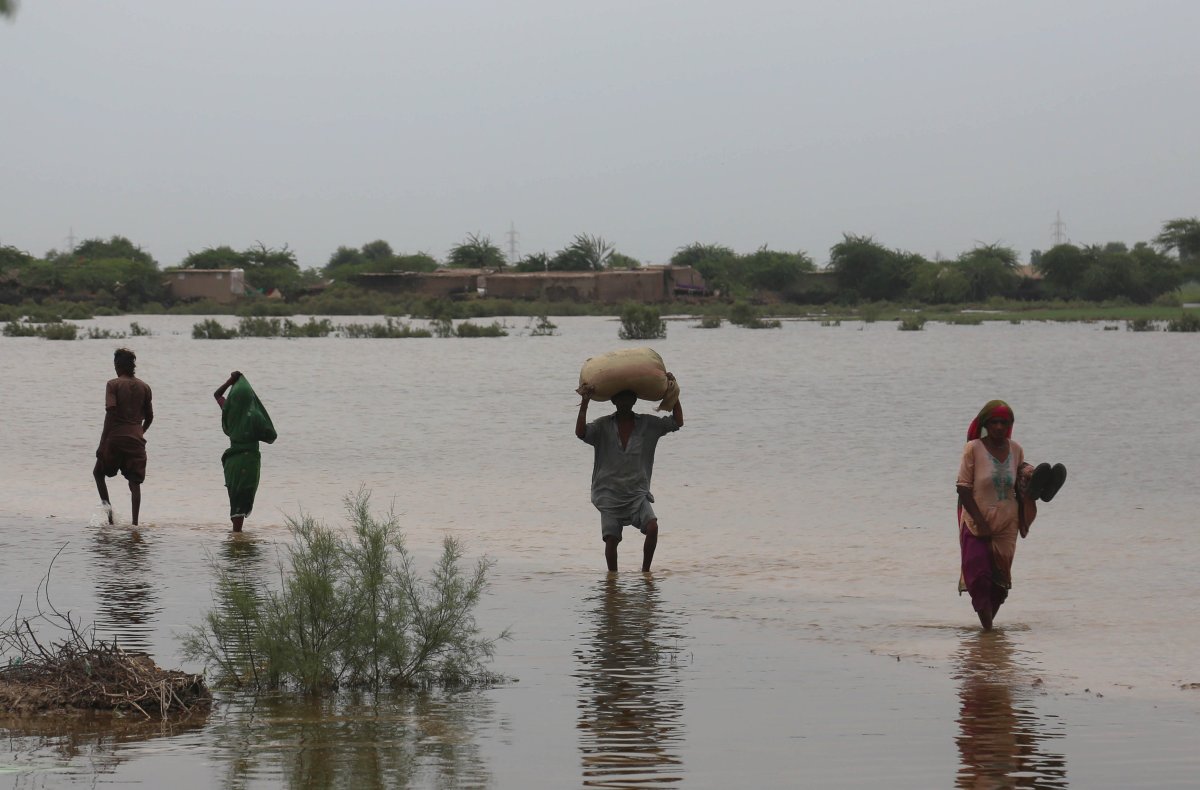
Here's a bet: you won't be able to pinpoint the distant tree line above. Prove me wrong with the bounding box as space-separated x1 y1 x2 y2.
2 219 1199 309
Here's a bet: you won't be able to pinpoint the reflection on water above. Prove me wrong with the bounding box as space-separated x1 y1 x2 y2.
955 632 1067 789
208 692 495 790
574 573 688 788
89 527 162 654
0 712 207 778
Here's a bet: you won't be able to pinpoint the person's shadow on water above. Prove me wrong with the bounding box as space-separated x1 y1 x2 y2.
954 630 1068 789
574 573 688 789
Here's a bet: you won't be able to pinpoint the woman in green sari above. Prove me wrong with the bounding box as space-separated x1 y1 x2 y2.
213 371 277 532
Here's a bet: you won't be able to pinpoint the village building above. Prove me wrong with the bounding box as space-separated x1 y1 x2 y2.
164 268 246 304
350 269 482 298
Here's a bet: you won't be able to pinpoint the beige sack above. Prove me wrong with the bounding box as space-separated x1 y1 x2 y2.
577 347 680 411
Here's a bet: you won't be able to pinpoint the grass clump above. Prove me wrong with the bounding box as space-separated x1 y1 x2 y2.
340 318 431 338
3 321 42 337
192 319 238 339
695 315 722 329
528 315 558 336
1126 318 1158 332
618 303 667 340
237 316 282 337
84 326 124 340
898 315 927 331
454 320 508 337
729 302 781 329
282 317 334 338
42 323 79 340
129 321 152 336
1166 312 1200 332
181 490 509 693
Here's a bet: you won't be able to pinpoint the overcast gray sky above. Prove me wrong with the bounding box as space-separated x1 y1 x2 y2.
3 1 1198 269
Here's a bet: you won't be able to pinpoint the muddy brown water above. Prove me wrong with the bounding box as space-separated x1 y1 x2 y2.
2 315 1198 787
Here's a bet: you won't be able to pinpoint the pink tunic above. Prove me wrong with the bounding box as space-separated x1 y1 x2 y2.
957 438 1023 588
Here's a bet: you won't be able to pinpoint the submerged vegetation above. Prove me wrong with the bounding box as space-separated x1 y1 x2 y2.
181 491 509 694
898 315 927 331
618 303 666 340
729 302 781 329
340 317 431 338
1166 312 1200 332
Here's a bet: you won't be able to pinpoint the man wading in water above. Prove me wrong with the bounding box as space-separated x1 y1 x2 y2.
93 348 153 525
576 374 683 572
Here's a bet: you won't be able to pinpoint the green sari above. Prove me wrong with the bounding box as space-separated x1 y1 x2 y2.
221 377 277 518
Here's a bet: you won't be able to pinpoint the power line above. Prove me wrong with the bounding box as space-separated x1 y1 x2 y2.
1051 211 1067 247
506 222 519 266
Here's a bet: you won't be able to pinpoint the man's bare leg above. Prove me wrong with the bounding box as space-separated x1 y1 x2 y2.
93 461 114 524
604 536 618 571
642 519 658 573
129 481 141 526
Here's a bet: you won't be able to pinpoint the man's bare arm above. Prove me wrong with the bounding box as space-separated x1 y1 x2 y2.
576 388 593 440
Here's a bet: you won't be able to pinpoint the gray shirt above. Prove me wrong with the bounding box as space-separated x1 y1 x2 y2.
582 412 680 513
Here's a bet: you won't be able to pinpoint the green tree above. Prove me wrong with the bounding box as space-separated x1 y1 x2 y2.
447 233 506 269
739 246 815 292
607 252 642 270
360 240 394 262
828 235 913 301
955 244 1019 301
393 253 439 272
179 245 246 270
0 245 33 269
239 242 301 293
1154 217 1200 262
324 246 367 280
1035 243 1090 294
907 260 969 304
549 234 613 271
669 243 738 295
514 252 550 272
74 235 157 267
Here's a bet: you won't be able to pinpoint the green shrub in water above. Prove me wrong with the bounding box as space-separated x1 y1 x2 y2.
128 321 152 336
42 323 79 340
339 318 431 338
898 315 927 331
282 317 334 338
237 316 282 337
84 326 124 340
695 315 722 329
729 302 780 329
1126 318 1158 332
618 303 666 340
3 321 41 337
455 320 508 337
1166 312 1200 332
528 315 558 336
181 490 509 693
192 319 238 339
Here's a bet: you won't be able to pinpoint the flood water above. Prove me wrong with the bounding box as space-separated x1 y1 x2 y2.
2 314 1198 788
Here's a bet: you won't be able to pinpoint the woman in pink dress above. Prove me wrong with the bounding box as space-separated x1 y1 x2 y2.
956 401 1040 630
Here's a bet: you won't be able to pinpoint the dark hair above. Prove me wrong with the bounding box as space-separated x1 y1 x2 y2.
113 347 137 375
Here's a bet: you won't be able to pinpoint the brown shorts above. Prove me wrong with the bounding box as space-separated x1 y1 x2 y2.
96 435 147 484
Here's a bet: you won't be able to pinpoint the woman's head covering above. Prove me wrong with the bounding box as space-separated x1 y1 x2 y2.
967 399 1014 440
222 376 277 445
